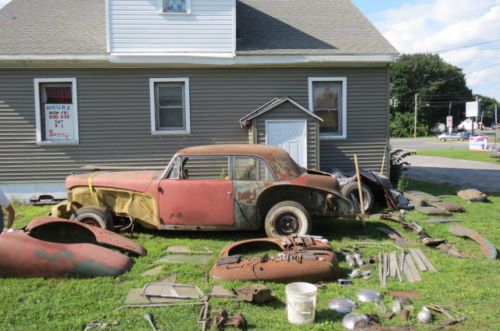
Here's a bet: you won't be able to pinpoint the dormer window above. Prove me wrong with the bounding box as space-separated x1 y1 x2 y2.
163 0 191 14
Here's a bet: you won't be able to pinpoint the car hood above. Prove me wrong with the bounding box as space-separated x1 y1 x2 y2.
66 171 160 192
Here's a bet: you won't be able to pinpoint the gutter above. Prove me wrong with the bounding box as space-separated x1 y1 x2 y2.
0 54 398 68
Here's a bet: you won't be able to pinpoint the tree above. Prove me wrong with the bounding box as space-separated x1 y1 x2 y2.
390 54 473 136
475 94 499 127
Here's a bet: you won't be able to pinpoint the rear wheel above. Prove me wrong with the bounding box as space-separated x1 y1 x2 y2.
264 201 311 239
71 206 114 230
341 182 374 213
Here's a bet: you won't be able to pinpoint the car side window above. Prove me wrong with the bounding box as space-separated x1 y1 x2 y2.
167 157 181 179
180 155 230 180
234 157 274 181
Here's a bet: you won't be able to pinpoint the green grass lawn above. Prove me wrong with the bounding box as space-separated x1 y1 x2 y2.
1 180 499 330
418 149 500 164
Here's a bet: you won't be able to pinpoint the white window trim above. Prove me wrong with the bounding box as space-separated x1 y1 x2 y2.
308 77 347 140
149 78 191 135
160 0 192 15
265 119 308 168
33 78 79 145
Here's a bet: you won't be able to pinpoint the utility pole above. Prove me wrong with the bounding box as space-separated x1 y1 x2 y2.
495 103 498 144
414 93 419 139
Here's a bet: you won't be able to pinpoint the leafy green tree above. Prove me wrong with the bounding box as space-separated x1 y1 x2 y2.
475 94 499 127
390 54 473 136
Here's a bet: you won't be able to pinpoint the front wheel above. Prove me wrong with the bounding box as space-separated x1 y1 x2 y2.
264 201 311 239
71 206 114 230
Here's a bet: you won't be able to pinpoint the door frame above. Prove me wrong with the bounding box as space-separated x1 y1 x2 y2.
265 119 308 167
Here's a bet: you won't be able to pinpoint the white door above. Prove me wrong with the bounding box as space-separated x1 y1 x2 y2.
266 120 307 167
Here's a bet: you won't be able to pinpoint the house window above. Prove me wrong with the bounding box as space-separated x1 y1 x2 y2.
34 78 79 145
308 77 347 139
150 78 191 135
162 0 191 14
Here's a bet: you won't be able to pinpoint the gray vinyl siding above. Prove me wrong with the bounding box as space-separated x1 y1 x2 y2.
0 67 389 183
252 102 319 169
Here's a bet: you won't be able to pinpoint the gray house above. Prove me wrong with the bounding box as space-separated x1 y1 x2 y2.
0 0 397 201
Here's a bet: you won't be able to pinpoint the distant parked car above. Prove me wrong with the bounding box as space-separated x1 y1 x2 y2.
437 131 470 142
52 145 355 238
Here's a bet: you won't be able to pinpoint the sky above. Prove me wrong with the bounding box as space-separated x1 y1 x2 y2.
0 0 498 99
353 0 500 99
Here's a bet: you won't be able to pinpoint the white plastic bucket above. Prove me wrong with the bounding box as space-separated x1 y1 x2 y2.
285 282 318 324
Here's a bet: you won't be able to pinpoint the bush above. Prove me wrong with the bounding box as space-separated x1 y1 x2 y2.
390 112 429 138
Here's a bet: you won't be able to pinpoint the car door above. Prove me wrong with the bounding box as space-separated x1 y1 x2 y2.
158 155 235 226
232 156 276 230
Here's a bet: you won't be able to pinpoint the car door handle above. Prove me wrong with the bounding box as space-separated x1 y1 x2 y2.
227 191 233 199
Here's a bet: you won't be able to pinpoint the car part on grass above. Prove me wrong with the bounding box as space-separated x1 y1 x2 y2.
342 313 369 330
329 298 357 314
142 283 203 300
414 206 451 216
457 189 487 202
417 218 462 224
391 291 421 300
166 245 212 254
427 305 467 329
0 217 146 278
433 202 465 213
84 320 119 331
209 285 236 299
26 216 146 256
211 236 339 282
155 254 212 265
449 225 497 259
417 306 432 324
211 309 247 330
401 306 414 321
379 212 464 258
376 226 414 248
144 313 159 331
236 285 274 304
355 289 382 303
198 298 210 331
338 278 353 286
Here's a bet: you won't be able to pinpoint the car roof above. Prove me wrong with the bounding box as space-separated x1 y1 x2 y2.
176 144 302 180
177 144 287 158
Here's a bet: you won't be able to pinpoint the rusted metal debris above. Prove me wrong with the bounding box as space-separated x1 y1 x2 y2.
391 291 421 300
378 212 464 258
211 236 339 282
427 305 467 329
449 225 498 260
236 285 274 304
211 309 247 330
0 217 146 278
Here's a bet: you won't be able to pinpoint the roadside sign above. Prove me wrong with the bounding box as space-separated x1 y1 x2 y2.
466 101 479 117
446 116 453 129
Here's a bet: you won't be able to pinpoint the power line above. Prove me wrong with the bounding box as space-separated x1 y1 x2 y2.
433 37 500 53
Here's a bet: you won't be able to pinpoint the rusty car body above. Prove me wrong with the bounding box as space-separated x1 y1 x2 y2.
54 144 354 238
211 236 340 282
0 217 146 278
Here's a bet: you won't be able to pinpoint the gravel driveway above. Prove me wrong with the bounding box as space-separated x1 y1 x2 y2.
408 155 500 193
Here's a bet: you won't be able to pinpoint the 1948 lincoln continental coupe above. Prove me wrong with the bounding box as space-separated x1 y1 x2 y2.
52 144 354 238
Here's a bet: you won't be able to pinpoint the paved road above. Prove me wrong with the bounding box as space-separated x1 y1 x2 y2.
408 155 500 193
391 137 468 151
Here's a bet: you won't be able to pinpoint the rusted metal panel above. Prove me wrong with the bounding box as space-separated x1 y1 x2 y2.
159 179 234 226
449 225 497 260
233 180 269 230
26 217 146 257
211 236 339 282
